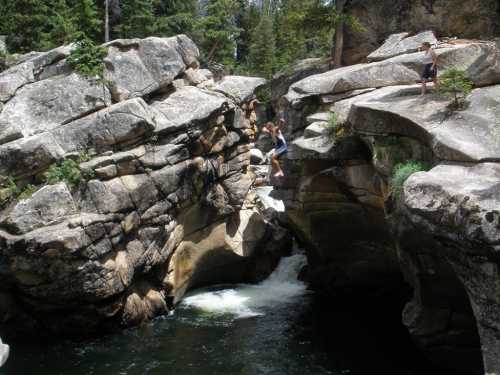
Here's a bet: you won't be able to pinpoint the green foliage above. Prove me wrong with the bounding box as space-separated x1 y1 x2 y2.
246 2 276 79
67 34 109 105
46 159 82 189
0 176 37 206
390 161 431 199
194 0 242 68
67 34 107 80
322 113 345 140
119 0 156 38
437 68 474 108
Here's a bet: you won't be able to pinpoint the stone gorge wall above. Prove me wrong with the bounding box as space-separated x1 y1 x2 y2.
0 35 290 337
274 33 500 374
343 0 500 64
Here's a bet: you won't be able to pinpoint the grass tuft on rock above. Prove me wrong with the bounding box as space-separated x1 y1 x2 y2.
390 160 431 199
46 159 82 190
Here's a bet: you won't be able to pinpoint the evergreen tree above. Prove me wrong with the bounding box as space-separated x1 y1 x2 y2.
155 0 198 36
0 0 50 52
40 0 79 49
247 1 276 78
194 0 242 68
119 0 156 38
70 0 102 42
236 0 260 63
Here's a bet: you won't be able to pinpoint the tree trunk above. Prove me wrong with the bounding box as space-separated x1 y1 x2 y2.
104 0 110 43
206 39 221 62
332 0 346 68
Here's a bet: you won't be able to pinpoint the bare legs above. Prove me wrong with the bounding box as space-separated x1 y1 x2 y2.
271 153 284 177
421 78 427 96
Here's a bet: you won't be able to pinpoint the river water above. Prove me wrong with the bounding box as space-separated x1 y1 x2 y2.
1 252 444 375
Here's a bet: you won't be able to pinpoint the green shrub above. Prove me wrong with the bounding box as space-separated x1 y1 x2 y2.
390 160 431 199
0 176 38 206
46 159 82 189
437 68 473 108
67 34 109 105
322 113 345 140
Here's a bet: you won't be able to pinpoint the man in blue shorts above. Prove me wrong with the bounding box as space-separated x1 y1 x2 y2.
262 118 287 177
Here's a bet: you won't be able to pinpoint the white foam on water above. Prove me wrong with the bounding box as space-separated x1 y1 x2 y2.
181 253 308 319
0 337 9 367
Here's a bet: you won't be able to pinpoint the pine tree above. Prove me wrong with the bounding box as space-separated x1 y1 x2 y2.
0 0 51 52
40 0 79 49
247 1 276 79
154 0 198 36
119 0 156 38
70 0 102 42
194 0 242 68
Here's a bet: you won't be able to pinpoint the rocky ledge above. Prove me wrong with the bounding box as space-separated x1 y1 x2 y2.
274 32 500 375
0 35 290 337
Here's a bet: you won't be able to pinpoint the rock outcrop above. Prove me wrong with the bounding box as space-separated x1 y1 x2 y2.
343 0 500 64
274 34 500 375
0 35 289 337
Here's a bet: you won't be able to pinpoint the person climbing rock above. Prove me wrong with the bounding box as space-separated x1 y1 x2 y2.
419 42 439 95
262 118 287 177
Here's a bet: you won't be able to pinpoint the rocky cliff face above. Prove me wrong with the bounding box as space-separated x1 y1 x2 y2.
343 0 500 64
0 35 290 337
275 32 500 375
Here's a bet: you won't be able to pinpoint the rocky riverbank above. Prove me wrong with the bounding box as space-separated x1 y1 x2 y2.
0 35 291 337
273 32 500 375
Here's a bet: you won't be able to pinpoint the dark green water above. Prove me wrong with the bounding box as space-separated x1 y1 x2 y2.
0 254 444 375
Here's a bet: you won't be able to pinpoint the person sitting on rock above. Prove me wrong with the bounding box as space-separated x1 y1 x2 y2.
262 119 287 178
419 42 439 95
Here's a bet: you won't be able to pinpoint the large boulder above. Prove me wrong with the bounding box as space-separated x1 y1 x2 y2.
0 73 110 144
214 75 266 104
151 86 228 135
343 0 500 64
0 98 155 179
367 31 438 62
346 84 500 162
397 163 500 374
104 35 199 101
285 42 500 104
0 35 283 338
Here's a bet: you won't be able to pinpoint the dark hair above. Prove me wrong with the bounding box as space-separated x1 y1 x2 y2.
422 42 431 47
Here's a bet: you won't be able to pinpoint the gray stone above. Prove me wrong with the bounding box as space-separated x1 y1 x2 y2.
214 76 266 104
0 183 76 234
151 86 228 135
104 35 199 102
403 163 500 249
346 84 500 162
367 31 437 62
286 42 500 103
0 73 110 143
250 148 265 165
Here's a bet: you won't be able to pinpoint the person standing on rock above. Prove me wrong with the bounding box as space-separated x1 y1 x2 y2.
420 42 439 95
262 119 287 178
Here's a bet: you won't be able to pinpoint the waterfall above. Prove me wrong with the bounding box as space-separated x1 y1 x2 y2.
0 337 9 367
180 252 308 318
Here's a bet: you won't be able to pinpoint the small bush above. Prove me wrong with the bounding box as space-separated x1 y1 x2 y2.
0 176 38 206
437 68 473 108
67 34 109 105
390 160 431 199
322 113 345 140
46 159 82 189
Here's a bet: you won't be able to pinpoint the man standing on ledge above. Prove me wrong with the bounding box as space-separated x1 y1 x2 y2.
420 42 439 95
262 118 288 178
